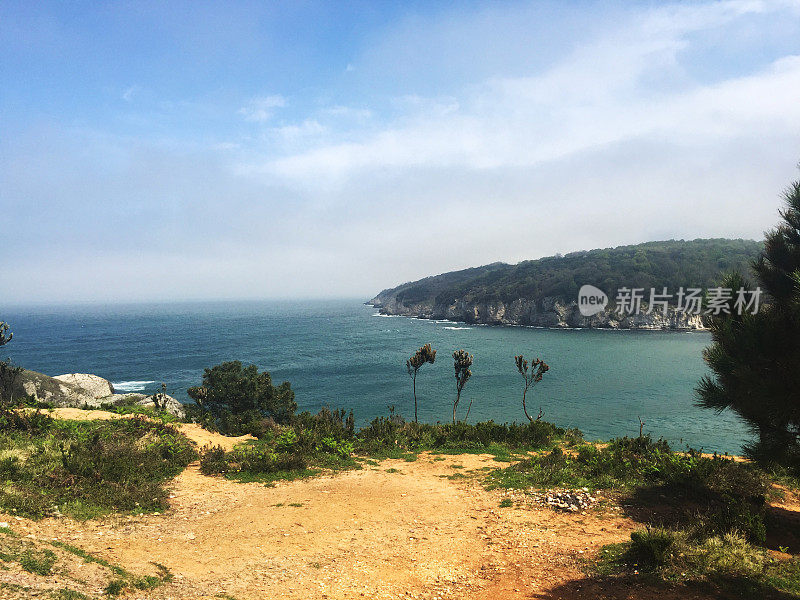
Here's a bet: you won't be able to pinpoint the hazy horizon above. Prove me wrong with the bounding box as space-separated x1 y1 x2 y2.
3 1 799 304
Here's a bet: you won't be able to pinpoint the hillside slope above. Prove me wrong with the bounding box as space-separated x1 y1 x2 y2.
368 239 762 329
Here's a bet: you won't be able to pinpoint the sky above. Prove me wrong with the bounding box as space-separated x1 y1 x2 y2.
2 0 800 303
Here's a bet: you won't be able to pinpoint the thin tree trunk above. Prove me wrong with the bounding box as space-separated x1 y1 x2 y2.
522 382 533 422
453 389 460 424
464 396 474 423
413 372 418 423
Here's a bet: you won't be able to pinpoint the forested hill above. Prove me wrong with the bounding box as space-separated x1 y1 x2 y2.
368 239 763 328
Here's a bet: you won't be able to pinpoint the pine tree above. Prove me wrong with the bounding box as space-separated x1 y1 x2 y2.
697 176 800 469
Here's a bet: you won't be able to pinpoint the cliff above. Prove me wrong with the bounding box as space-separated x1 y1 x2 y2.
369 238 762 330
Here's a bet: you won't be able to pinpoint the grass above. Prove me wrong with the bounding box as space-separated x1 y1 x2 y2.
487 435 772 542
0 527 172 595
52 590 90 600
95 403 181 424
499 498 513 508
0 534 57 575
0 413 196 520
594 527 800 598
197 413 583 486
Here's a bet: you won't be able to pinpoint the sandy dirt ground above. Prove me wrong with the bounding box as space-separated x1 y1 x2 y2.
1 410 726 599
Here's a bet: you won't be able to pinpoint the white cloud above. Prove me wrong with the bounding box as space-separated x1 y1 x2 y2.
122 85 139 102
5 0 800 303
238 94 287 122
256 2 800 186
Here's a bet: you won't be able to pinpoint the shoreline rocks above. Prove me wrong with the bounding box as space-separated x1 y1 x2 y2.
15 370 185 418
367 296 706 330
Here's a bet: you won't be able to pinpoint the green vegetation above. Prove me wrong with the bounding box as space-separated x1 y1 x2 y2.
376 238 762 310
406 343 436 423
0 414 195 519
698 177 800 472
0 321 23 407
514 355 548 422
199 406 359 483
0 321 12 347
489 436 770 542
452 349 473 424
199 405 578 484
187 360 297 435
595 528 800 599
484 432 800 598
0 526 171 595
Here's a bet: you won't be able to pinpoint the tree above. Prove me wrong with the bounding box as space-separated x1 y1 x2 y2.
152 382 168 412
0 322 22 406
514 355 549 422
452 349 473 424
187 361 297 433
697 175 800 469
406 344 436 423
0 322 12 347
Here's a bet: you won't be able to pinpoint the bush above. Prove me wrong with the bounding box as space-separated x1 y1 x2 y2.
187 361 296 435
0 416 196 519
492 435 771 542
199 445 229 475
628 527 679 570
355 414 576 455
598 528 800 597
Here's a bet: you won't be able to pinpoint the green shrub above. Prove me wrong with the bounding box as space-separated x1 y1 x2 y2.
628 528 679 571
0 416 196 519
199 445 229 475
355 414 576 455
187 361 296 435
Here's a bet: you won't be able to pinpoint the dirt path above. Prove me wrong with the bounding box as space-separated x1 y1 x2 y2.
40 407 256 451
3 409 703 599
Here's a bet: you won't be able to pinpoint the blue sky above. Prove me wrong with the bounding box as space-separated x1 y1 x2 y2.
2 0 800 303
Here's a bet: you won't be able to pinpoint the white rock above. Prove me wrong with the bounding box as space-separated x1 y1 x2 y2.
53 373 115 399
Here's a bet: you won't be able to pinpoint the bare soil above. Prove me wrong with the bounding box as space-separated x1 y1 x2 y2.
0 410 728 599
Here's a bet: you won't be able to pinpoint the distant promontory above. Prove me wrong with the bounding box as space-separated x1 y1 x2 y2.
368 239 763 330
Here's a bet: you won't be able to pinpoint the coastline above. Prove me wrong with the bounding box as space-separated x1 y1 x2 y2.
365 301 709 332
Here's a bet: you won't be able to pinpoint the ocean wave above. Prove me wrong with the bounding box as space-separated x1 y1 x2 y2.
443 326 472 330
112 380 155 392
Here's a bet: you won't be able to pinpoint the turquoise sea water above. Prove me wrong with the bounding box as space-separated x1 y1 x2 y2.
3 299 750 454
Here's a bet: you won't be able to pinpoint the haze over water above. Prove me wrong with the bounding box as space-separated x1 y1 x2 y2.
4 300 749 454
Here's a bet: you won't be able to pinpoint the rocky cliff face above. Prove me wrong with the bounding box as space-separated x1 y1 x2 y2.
15 370 185 417
367 293 705 330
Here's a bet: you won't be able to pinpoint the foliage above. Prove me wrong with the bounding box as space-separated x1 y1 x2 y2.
452 349 473 424
0 360 24 407
697 177 800 471
199 406 359 483
406 343 436 423
597 528 800 599
152 382 168 412
187 361 297 435
355 412 578 456
0 321 12 347
0 416 196 519
380 239 763 314
489 435 770 542
514 355 549 422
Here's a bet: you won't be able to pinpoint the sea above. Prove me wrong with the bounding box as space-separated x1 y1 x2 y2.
2 299 750 454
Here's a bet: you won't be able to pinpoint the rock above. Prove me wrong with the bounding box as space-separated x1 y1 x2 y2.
14 370 186 417
53 373 115 399
15 369 111 407
136 393 186 419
